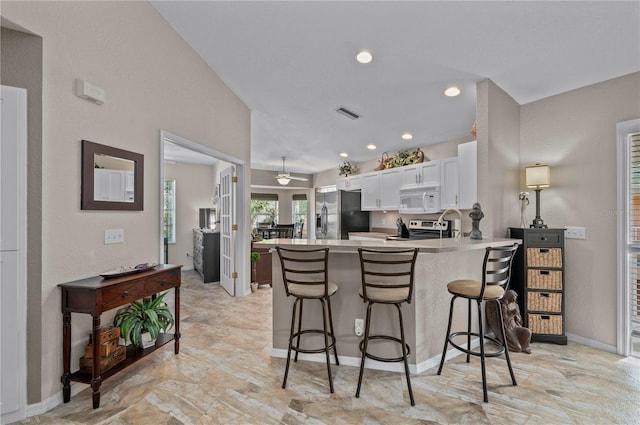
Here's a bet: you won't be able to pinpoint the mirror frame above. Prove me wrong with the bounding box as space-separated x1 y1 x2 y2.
81 139 144 211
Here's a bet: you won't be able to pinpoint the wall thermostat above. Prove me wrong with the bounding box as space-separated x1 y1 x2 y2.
75 79 105 105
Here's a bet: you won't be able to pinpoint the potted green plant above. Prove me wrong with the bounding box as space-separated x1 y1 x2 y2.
113 292 174 349
250 251 261 292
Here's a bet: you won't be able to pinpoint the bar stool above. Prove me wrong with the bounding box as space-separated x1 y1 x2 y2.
275 246 339 392
356 247 419 406
437 244 519 402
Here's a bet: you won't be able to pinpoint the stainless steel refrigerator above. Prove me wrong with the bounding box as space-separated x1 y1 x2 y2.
316 188 370 239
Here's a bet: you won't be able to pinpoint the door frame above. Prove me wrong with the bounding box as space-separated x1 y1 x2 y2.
159 130 250 296
616 118 640 356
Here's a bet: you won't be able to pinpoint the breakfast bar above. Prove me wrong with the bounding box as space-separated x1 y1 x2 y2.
256 237 519 374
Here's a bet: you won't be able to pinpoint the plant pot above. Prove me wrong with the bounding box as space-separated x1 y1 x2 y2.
140 332 157 349
251 282 259 292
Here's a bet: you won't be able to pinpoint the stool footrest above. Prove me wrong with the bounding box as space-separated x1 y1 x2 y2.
290 329 337 354
448 331 505 358
359 335 411 363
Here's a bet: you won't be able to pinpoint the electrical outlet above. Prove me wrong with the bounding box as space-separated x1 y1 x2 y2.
104 228 124 244
355 318 364 336
564 226 586 239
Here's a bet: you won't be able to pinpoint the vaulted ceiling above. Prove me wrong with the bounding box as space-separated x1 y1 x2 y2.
152 1 640 174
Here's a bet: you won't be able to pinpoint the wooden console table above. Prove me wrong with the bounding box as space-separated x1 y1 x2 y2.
58 264 182 409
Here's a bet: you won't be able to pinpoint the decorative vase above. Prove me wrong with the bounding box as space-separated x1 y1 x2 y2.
140 332 157 349
251 282 259 292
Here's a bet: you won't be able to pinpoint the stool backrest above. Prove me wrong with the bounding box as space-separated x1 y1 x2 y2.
276 246 329 297
358 248 419 304
480 243 519 300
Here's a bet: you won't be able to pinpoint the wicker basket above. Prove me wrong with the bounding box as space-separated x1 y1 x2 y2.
527 313 563 335
527 269 563 290
527 291 562 313
527 248 562 268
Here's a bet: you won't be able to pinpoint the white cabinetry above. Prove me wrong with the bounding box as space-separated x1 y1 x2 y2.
457 140 477 209
400 160 440 187
361 169 400 211
336 174 362 191
440 156 459 209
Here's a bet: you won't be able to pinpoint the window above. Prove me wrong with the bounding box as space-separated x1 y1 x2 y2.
292 194 307 237
163 180 176 244
250 193 279 229
627 132 640 357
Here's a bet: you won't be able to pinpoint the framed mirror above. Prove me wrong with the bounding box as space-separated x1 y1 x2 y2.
81 140 144 210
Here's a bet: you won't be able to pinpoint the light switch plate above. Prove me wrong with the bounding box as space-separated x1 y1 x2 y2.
105 228 124 244
564 226 586 239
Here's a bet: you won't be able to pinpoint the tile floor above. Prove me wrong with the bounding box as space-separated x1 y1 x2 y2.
19 270 640 424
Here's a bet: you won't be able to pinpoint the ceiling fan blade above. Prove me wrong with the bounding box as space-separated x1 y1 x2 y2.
288 175 308 181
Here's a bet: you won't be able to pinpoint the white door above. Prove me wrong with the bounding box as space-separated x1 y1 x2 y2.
220 166 236 296
1 85 27 424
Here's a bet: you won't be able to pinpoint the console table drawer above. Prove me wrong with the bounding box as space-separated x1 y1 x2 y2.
101 280 146 311
145 270 180 293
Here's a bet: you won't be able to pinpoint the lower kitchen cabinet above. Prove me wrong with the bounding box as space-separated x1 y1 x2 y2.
251 242 272 286
509 227 567 344
193 229 220 283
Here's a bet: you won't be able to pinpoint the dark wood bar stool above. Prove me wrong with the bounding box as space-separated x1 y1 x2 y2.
437 244 519 402
275 246 339 392
356 247 419 406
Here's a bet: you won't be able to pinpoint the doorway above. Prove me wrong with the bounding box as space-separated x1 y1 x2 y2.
159 130 249 296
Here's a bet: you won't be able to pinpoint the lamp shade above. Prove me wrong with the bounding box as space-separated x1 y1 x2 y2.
525 164 550 189
276 176 291 186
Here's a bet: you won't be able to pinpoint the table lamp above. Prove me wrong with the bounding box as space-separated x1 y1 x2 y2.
526 164 550 228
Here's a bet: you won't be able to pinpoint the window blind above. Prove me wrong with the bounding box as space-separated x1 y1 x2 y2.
251 193 278 201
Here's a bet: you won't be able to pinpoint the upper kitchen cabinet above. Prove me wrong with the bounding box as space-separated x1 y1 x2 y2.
361 168 401 211
457 140 477 209
400 160 440 188
440 156 459 210
336 175 362 191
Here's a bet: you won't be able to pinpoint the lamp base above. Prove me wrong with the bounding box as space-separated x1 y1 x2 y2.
529 189 548 228
530 217 547 229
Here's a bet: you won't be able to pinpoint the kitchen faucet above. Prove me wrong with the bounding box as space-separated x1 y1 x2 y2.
437 208 463 238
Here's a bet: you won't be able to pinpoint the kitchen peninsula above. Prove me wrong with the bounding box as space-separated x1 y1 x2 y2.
256 237 519 373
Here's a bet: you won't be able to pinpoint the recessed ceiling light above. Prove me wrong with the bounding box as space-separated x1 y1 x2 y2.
444 86 461 97
401 133 413 140
367 144 376 150
356 50 373 64
340 152 349 158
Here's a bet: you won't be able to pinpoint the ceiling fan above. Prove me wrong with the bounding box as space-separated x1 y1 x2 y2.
276 156 308 186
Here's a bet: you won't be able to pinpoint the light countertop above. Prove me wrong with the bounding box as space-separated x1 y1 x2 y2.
254 236 520 253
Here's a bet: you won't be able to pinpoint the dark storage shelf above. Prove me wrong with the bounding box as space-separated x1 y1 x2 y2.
69 333 175 384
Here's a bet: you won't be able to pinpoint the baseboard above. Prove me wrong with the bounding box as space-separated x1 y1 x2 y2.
566 333 617 354
25 382 88 418
271 337 481 375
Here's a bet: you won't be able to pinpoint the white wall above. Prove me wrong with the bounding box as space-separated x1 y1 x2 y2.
1 1 250 403
520 72 640 347
164 162 216 269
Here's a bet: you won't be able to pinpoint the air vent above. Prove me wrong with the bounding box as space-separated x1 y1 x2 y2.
335 106 360 120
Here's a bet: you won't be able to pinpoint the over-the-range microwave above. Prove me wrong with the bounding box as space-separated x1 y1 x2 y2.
398 185 440 214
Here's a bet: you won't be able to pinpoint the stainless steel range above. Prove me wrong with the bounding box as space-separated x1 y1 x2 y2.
408 219 452 239
387 219 452 240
